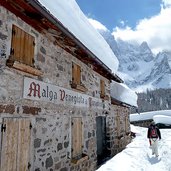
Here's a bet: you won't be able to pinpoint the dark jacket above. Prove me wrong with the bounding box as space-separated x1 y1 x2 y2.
147 125 161 139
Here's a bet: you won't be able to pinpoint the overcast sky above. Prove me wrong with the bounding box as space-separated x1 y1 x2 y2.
76 0 171 54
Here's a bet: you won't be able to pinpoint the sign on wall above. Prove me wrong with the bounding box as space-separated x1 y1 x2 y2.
23 77 108 110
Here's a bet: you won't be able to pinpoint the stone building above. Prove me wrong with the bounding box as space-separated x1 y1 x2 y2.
0 1 137 171
108 82 138 157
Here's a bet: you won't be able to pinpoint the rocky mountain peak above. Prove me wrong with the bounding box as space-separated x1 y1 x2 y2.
98 29 171 92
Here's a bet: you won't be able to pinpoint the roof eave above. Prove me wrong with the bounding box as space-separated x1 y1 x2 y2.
28 0 123 82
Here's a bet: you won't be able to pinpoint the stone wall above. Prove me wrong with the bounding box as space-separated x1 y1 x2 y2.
130 120 153 128
0 6 111 171
108 105 131 156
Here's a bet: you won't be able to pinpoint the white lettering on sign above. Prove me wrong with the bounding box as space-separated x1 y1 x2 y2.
23 77 107 109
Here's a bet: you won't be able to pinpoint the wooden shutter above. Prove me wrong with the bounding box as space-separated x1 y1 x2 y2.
116 115 120 136
0 118 31 171
100 80 105 97
72 63 81 85
17 119 31 171
71 117 82 158
1 118 18 171
76 65 81 85
11 25 35 66
125 116 128 132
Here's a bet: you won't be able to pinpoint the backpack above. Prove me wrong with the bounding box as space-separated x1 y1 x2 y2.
150 126 158 138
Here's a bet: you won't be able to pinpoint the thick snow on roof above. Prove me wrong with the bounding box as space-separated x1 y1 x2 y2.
130 110 171 122
153 115 171 125
110 81 138 107
38 0 119 73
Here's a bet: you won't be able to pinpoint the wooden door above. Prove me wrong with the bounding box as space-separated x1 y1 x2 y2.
96 116 107 165
71 117 82 159
0 118 31 171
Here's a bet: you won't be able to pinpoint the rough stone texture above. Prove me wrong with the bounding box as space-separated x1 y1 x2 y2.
57 143 63 151
45 156 53 169
0 32 7 40
64 141 69 148
34 138 42 148
22 106 41 115
35 168 41 171
60 167 68 171
55 162 61 170
37 53 45 63
0 104 15 114
109 105 132 156
131 119 152 128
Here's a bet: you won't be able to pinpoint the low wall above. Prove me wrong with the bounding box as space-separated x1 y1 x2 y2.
130 119 153 128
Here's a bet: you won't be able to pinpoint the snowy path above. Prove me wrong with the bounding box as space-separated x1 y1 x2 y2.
96 126 171 171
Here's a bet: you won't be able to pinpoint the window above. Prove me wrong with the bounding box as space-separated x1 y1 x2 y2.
100 79 109 100
10 24 35 66
100 79 105 98
7 24 42 76
71 117 88 164
72 62 81 86
71 62 87 92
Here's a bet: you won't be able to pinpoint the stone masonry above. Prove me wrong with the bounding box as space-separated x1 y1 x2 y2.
0 5 114 171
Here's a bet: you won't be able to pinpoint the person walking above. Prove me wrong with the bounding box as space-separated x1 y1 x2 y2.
147 121 161 157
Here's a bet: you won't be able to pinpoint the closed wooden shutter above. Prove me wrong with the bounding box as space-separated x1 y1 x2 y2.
17 119 31 171
0 118 31 171
100 80 105 97
125 116 128 132
1 118 18 171
76 65 81 85
11 25 35 66
72 63 81 85
71 117 82 158
116 115 120 136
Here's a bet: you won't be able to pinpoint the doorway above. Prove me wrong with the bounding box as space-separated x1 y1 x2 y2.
96 116 107 166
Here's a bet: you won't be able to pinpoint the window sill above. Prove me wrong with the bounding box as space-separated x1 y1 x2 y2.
70 82 88 92
6 59 43 76
71 154 88 164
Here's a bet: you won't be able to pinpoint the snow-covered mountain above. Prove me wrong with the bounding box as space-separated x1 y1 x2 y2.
98 29 171 92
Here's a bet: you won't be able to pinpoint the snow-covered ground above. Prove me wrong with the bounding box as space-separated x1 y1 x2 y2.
96 125 171 171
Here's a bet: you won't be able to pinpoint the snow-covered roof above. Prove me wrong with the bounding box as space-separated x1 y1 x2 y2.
37 0 119 73
153 115 171 125
130 110 171 122
110 81 138 107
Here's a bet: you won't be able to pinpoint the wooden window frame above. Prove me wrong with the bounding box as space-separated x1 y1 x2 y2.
71 117 88 164
6 24 42 76
71 62 87 92
100 79 109 100
100 79 105 98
